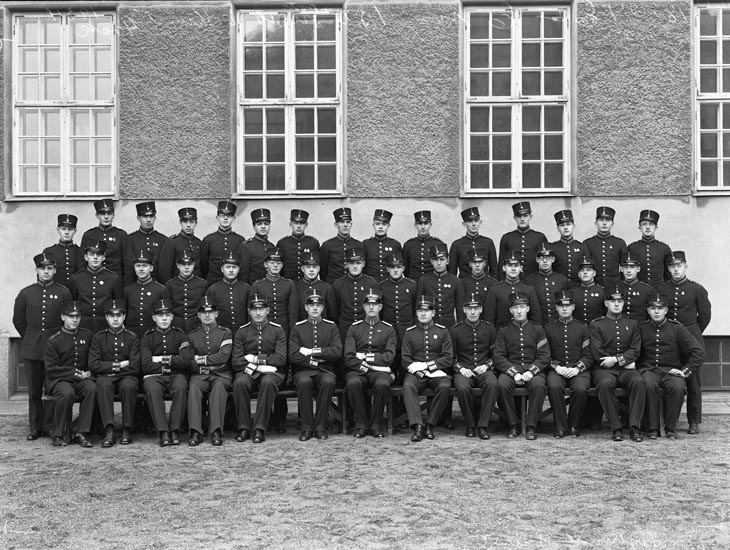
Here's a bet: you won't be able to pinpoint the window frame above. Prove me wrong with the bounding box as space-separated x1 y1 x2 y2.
463 6 571 196
235 8 344 197
11 11 118 198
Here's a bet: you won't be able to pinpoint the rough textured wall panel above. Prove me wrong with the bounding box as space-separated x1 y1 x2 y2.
118 6 232 199
576 1 692 196
346 3 460 198
0 9 5 202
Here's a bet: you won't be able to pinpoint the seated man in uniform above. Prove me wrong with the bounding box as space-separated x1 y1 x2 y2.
344 288 397 438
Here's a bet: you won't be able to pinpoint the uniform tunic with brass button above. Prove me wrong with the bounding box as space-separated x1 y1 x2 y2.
363 235 403 281
277 234 320 280
294 277 337 322
526 270 568 325
584 234 628 288
141 326 192 433
124 279 170 338
200 229 246 285
493 319 550 428
550 237 589 288
460 273 498 319
251 275 298 333
319 235 362 284
484 279 542 328
81 225 127 280
449 234 498 279
165 274 209 333
237 235 276 285
68 267 124 333
158 232 203 283
450 319 499 429
123 228 169 285
498 228 548 279
231 320 287 431
628 237 672 289
332 273 379 341
43 241 84 288
378 275 417 352
416 271 466 328
573 282 605 325
618 279 652 321
403 234 445 280
205 278 250 333
44 327 96 438
589 313 644 431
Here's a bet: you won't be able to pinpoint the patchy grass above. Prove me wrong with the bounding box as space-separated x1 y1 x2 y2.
1 414 728 549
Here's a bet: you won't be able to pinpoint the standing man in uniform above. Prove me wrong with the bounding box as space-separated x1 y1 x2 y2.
140 298 192 447
363 209 403 281
618 252 652 322
81 199 126 280
123 202 169 285
165 251 208 333
124 250 170 338
403 210 445 281
449 207 498 279
485 251 541 328
628 209 672 289
44 214 84 288
550 209 588 288
89 299 141 447
238 208 276 285
294 252 337 322
43 301 95 447
289 289 343 441
344 288 397 438
231 294 288 444
584 206 628 288
158 207 203 283
573 256 605 325
13 252 72 440
417 243 465 328
68 240 123 334
187 296 234 446
526 242 568 326
659 251 711 434
493 292 550 440
200 201 245 285
332 247 378 344
250 248 298 333
320 207 362 284
460 249 499 317
450 293 499 439
401 296 454 442
589 287 644 442
544 290 593 437
205 251 250 333
638 293 704 439
277 209 320 281
499 202 548 279
378 252 417 377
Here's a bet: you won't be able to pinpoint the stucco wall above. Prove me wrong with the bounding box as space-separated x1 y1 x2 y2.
118 5 232 199
0 8 5 202
576 0 693 196
346 3 461 198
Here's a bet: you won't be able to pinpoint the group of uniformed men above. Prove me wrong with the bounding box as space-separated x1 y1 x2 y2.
13 199 711 447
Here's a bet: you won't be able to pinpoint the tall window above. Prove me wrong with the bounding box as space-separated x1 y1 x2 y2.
464 7 570 193
12 13 116 196
696 5 730 191
237 10 342 195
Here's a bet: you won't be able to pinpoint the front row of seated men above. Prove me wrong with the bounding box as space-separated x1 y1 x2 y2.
44 278 704 448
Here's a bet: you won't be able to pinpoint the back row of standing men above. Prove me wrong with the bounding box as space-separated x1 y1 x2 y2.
15 199 710 445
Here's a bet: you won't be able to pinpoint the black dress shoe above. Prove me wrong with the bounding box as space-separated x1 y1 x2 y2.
411 424 424 442
102 426 116 448
253 429 265 443
211 430 223 446
553 430 566 439
354 428 367 438
612 429 624 442
170 431 181 445
478 427 490 440
315 430 328 440
51 436 67 447
665 430 678 440
569 427 581 437
465 427 476 438
27 430 42 441
424 424 435 440
526 427 537 440
629 428 643 442
120 428 133 445
507 425 519 439
647 430 658 440
235 429 250 442
74 433 93 448
159 432 171 447
687 422 699 434
299 430 313 441
188 430 202 446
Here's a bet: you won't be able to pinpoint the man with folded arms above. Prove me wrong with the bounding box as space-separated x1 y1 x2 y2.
141 298 192 447
231 294 287 444
344 288 397 438
638 293 704 440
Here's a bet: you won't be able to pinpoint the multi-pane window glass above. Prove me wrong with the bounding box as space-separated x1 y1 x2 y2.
238 10 341 194
696 7 730 190
13 14 115 196
465 8 570 193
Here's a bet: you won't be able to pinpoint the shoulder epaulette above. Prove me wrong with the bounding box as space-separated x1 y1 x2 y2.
241 322 252 329
143 328 156 335
352 320 363 326
406 325 417 331
590 317 606 324
321 319 335 325
48 331 62 341
296 320 308 326
668 319 681 325
381 320 393 327
189 326 202 334
434 323 446 329
270 321 282 328
452 321 464 328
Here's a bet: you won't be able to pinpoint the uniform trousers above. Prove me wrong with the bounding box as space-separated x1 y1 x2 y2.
143 374 188 432
453 371 498 429
24 358 45 433
593 368 645 431
188 374 232 434
497 373 546 428
293 369 336 432
49 379 96 438
345 371 393 431
546 371 591 432
403 373 451 427
686 328 704 424
96 375 139 429
641 369 686 432
232 372 283 431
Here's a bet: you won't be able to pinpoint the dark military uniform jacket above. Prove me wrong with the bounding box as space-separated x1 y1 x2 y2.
43 241 84 288
13 280 72 360
158 232 203 282
277 234 320 280
484 279 542 328
658 277 712 340
449 319 497 371
378 275 417 337
123 228 168 285
637 318 704 376
401 321 454 375
584 233 628 288
550 237 589 287
250 275 298 332
332 273 379 329
68 267 124 329
573 282 605 325
449 234 498 279
498 228 548 279
140 326 193 376
319 235 362 284
544 317 593 372
200 228 246 285
205 278 250 333
589 313 641 369
416 271 466 327
289 317 343 374
618 279 653 322
44 327 94 391
493 319 550 375
363 235 403 281
232 320 287 379
403 234 445 280
628 237 672 289
526 270 568 325
294 277 337 322
81 225 127 279
188 323 233 378
89 327 141 377
165 274 209 327
124 278 170 332
237 235 276 285
344 318 397 374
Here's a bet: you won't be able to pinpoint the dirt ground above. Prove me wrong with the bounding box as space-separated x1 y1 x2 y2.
1 412 729 550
